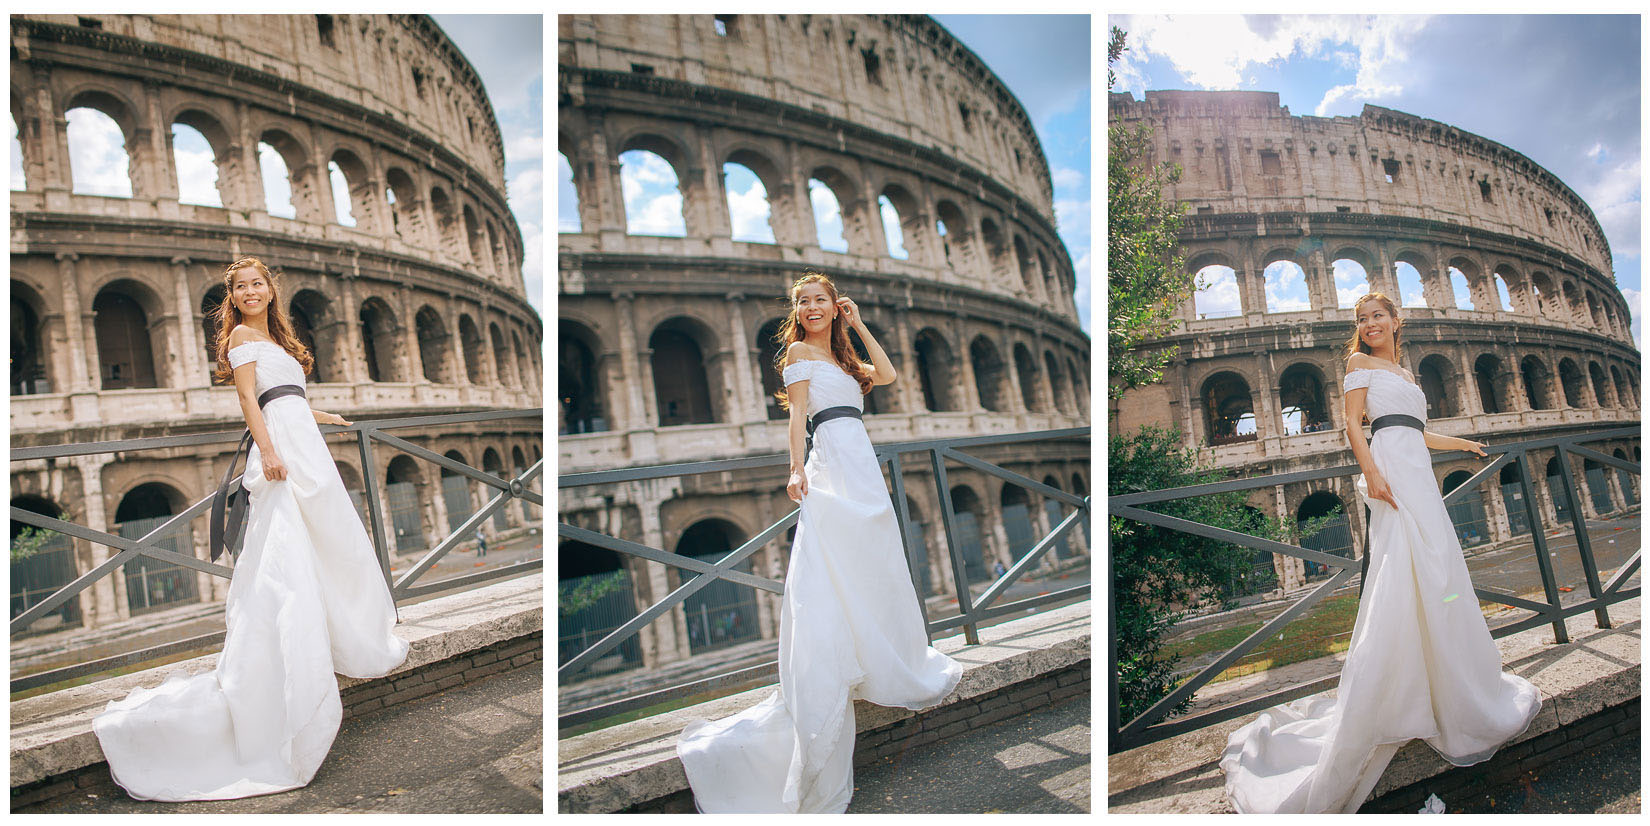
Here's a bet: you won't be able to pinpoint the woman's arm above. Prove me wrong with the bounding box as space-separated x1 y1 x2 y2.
840 297 896 385
311 408 353 427
230 336 286 481
1343 385 1396 508
1423 430 1488 456
784 348 810 502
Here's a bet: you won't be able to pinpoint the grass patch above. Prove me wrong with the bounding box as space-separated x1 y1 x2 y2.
11 646 220 702
558 677 775 739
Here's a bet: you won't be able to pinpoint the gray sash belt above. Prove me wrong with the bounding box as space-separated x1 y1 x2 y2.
210 384 307 562
805 406 863 455
1370 413 1424 434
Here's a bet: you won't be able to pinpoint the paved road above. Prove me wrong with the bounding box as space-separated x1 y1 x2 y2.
850 693 1090 813
1439 731 1640 814
17 664 543 813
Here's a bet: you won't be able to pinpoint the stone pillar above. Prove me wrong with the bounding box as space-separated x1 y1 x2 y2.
447 295 472 386
55 253 95 393
952 321 982 412
1000 327 1027 414
614 295 652 429
143 82 178 202
170 257 207 386
725 298 765 423
71 454 125 627
636 480 690 666
1483 476 1512 544
892 311 924 414
399 287 426 383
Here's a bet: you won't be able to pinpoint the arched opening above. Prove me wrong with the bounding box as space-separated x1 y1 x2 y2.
808 177 848 252
979 218 1008 285
327 160 355 225
490 322 516 387
200 286 226 383
677 519 760 652
557 541 641 673
620 144 687 237
385 455 430 552
359 297 402 382
560 320 607 434
93 283 160 389
1201 371 1256 445
650 317 718 426
9 111 25 191
1612 449 1637 508
1229 505 1276 596
848 322 892 415
756 317 788 421
1611 366 1631 409
1014 236 1039 296
1499 464 1532 536
1493 272 1515 311
288 289 329 383
1040 476 1073 561
1000 485 1035 562
914 328 959 412
1331 257 1369 309
1442 470 1489 548
1520 356 1554 410
935 200 971 272
170 121 222 207
12 495 80 631
1262 259 1310 313
257 132 305 219
429 186 462 256
1417 355 1458 419
1588 361 1614 409
440 449 473 532
1193 264 1241 319
512 330 536 396
1474 354 1507 414
463 204 489 268
557 151 581 232
1546 456 1572 525
1531 272 1555 317
459 315 485 385
482 448 508 531
881 185 921 262
1586 292 1604 330
722 161 774 244
948 485 990 582
1394 261 1427 308
415 306 450 383
1558 358 1586 408
11 283 50 395
1448 266 1474 310
969 336 1009 412
329 149 373 229
1583 458 1615 514
1014 344 1042 412
384 167 423 242
66 103 132 197
1044 350 1070 415
114 483 199 614
1278 363 1331 434
1297 491 1352 581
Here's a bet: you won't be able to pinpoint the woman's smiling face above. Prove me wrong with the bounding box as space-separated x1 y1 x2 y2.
230 267 272 316
795 282 834 334
1355 300 1398 350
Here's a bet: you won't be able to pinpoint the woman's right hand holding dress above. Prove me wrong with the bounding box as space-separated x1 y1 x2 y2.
263 451 288 482
1365 469 1397 509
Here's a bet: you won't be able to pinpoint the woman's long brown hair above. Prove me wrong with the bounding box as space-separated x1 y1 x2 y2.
212 257 314 383
773 271 873 410
1342 291 1404 364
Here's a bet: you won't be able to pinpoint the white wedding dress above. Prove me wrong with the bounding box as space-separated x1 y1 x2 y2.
676 358 962 813
92 339 409 801
1220 367 1541 813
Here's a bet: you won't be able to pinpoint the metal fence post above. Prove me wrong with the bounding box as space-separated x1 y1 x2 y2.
929 446 980 645
357 427 393 592
1513 450 1570 644
1552 445 1612 629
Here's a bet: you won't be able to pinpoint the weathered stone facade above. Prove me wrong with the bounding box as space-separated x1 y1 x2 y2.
10 15 543 633
1110 90 1640 595
559 14 1091 678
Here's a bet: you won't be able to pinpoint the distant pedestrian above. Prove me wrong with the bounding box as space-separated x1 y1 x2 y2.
475 528 488 558
993 561 1007 578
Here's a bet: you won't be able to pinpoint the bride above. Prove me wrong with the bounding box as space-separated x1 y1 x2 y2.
1220 292 1541 813
92 257 409 801
676 272 962 813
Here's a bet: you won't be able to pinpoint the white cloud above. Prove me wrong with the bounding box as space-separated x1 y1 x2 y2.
726 169 775 244
878 195 907 259
1263 261 1310 312
557 153 581 233
506 131 543 165
328 161 355 226
1072 248 1092 332
1051 166 1085 190
1587 142 1607 162
66 107 131 198
1194 265 1241 318
172 124 221 208
1577 158 1641 259
809 180 847 253
1621 287 1642 350
621 150 685 236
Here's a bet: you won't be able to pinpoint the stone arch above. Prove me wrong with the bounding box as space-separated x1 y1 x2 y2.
1012 235 1040 298
1201 371 1257 444
1391 254 1430 309
428 184 463 257
978 217 1010 286
807 164 864 253
1529 271 1557 318
1278 361 1332 434
1610 365 1631 409
1473 353 1511 414
676 518 760 652
560 319 607 434
1585 291 1604 330
1328 248 1374 309
1587 360 1614 409
1297 489 1353 579
458 314 486 385
1188 250 1241 318
11 279 53 395
879 182 923 262
1558 357 1587 408
383 166 426 243
92 279 165 390
415 305 451 383
722 146 782 245
490 321 517 387
64 88 139 198
170 108 234 208
1442 469 1490 547
358 296 404 382
913 327 960 412
11 493 82 629
256 126 315 220
969 335 1009 412
650 315 722 425
384 454 433 552
947 484 990 582
1259 251 1310 313
1416 353 1460 419
113 481 199 613
1013 343 1043 412
935 199 975 274
616 134 692 238
199 284 227 383
1520 355 1556 410
1044 349 1070 415
511 329 535 396
463 203 490 269
1561 279 1585 325
755 316 788 421
289 288 340 383
328 147 374 229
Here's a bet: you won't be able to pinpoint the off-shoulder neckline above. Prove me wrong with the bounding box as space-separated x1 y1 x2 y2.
786 358 848 374
229 338 279 350
1346 366 1420 389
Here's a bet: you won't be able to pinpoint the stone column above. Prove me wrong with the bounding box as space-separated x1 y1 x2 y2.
447 295 473 386
892 311 923 414
170 257 207 386
399 287 426 383
614 295 652 429
635 480 690 665
952 320 982 412
71 454 125 627
725 298 765 423
1000 326 1027 414
56 253 95 393
143 82 178 202
1483 477 1512 544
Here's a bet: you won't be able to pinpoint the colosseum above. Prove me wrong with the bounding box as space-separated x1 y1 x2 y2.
558 14 1091 681
9 14 543 637
1110 89 1640 594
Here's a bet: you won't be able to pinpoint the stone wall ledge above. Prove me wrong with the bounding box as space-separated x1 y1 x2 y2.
557 600 1091 814
1108 596 1640 813
10 572 543 790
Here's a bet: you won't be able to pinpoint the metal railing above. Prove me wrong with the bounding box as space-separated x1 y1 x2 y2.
557 426 1091 730
10 408 545 693
1108 426 1640 753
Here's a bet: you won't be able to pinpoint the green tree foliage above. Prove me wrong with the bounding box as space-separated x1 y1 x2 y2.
558 569 628 618
1107 27 1193 399
11 522 66 564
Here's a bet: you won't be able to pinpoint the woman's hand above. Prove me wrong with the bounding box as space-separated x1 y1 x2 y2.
316 410 352 426
263 450 288 482
1366 470 1398 509
837 295 863 330
1459 438 1487 458
786 470 808 503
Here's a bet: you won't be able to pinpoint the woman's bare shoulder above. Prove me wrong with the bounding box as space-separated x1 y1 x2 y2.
784 340 827 366
1345 352 1375 372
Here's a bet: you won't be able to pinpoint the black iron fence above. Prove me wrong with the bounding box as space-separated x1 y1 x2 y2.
1108 426 1639 754
9 408 544 693
557 426 1091 730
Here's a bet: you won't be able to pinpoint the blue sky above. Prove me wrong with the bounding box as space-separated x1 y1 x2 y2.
556 15 1092 334
1110 14 1641 348
434 14 544 315
936 14 1093 334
